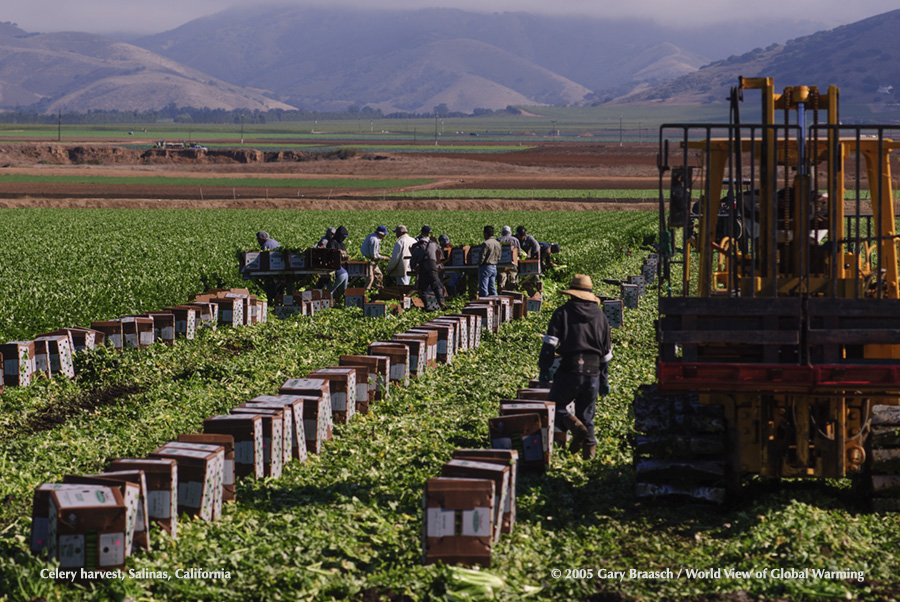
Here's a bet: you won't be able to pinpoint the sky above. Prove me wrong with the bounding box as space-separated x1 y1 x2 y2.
3 0 898 35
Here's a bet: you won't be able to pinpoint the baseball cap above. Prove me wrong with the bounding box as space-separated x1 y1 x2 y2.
376 225 388 234
394 225 408 234
421 225 432 235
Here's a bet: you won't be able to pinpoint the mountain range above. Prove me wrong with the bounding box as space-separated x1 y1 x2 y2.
0 6 895 114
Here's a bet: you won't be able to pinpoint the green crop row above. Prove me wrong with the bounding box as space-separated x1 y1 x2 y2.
396 189 657 200
0 175 432 189
0 209 896 601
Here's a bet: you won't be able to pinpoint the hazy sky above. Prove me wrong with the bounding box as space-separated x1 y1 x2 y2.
4 0 898 34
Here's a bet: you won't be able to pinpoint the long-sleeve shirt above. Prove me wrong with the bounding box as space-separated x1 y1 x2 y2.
480 238 501 265
386 234 415 278
260 238 280 250
538 298 612 374
360 233 387 260
519 234 540 260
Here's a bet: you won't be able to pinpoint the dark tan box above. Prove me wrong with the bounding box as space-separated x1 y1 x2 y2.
203 414 265 480
149 446 222 521
345 287 367 309
42 327 105 353
178 434 236 501
445 313 481 349
308 368 357 424
333 365 372 414
440 459 510 543
462 304 496 335
449 245 470 266
34 334 75 379
236 404 293 468
46 486 128 570
390 334 428 376
367 343 410 387
452 449 519 535
488 413 545 473
340 354 390 401
90 321 125 351
144 312 176 345
119 316 155 349
62 474 145 553
156 442 226 519
411 323 454 364
229 408 285 478
31 484 110 556
423 477 494 567
278 378 333 452
247 396 308 463
500 401 557 464
164 306 198 339
106 458 178 538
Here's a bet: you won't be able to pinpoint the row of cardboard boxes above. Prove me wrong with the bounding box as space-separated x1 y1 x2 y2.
423 383 569 567
601 253 659 329
241 245 530 275
0 287 335 390
29 293 529 573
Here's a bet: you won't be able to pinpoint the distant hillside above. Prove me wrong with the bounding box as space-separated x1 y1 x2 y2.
135 6 710 113
620 10 900 111
0 22 294 113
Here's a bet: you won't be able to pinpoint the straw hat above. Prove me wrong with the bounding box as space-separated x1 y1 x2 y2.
561 274 600 303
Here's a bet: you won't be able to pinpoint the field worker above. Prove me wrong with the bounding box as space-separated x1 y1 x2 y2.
497 225 521 290
327 225 350 299
538 274 612 460
438 233 464 297
515 225 541 262
410 227 446 310
386 224 415 285
361 225 389 288
478 225 501 297
318 227 336 248
255 231 283 300
257 230 280 250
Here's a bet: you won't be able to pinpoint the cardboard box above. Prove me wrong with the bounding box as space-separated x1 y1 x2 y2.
431 316 468 353
440 459 510 543
390 334 428 376
518 259 541 276
402 328 438 366
148 447 221 521
156 442 225 520
499 244 519 265
627 274 646 297
332 365 373 414
241 250 263 272
487 413 545 473
185 301 218 330
143 312 176 345
466 245 483 266
450 245 470 267
119 317 155 349
364 301 403 318
411 323 454 364
90 321 124 351
500 401 556 464
516 388 550 401
31 484 110 556
345 287 367 309
367 343 410 387
602 299 624 329
278 379 333 452
203 414 265 480
1 341 36 387
235 404 292 468
480 296 511 324
47 486 128 570
423 477 494 567
42 328 104 354
89 470 151 550
622 283 639 309
222 292 253 326
340 354 390 401
177 434 236 502
346 261 373 279
210 297 244 328
526 292 543 313
265 250 286 271
229 408 284 479
106 458 178 538
305 247 342 270
462 304 496 335
445 313 481 349
308 368 357 425
35 334 75 379
164 306 198 340
452 449 519 534
246 396 309 463
286 249 307 270
61 475 143 554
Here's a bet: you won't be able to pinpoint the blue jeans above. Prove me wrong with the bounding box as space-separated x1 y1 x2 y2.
549 371 600 446
330 268 349 298
478 264 497 297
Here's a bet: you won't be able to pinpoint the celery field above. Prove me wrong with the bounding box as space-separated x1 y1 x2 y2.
1 209 899 601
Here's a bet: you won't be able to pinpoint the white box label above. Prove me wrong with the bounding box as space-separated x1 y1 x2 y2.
147 490 172 519
58 534 85 568
462 508 492 537
99 532 125 566
426 507 456 537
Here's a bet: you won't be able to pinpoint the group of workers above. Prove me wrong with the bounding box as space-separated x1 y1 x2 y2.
257 227 606 461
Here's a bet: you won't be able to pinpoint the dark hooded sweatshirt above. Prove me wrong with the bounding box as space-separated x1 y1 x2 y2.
538 297 612 376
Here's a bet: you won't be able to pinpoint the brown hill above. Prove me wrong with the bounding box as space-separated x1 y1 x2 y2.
0 23 294 113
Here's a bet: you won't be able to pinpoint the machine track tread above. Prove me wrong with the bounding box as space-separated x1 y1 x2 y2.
867 405 900 512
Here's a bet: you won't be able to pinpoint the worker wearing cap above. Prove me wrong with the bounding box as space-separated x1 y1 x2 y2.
538 274 612 460
361 225 389 289
410 226 446 310
254 231 284 300
386 224 415 285
497 225 521 290
515 225 541 262
257 230 280 250
326 225 350 299
318 227 336 249
478 225 501 297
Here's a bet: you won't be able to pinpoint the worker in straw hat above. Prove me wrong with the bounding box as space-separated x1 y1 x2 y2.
538 274 612 460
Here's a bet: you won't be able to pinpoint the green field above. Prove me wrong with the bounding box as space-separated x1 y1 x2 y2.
0 174 433 189
0 209 897 601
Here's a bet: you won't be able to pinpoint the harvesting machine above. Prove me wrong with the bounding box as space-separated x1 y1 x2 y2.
636 77 900 510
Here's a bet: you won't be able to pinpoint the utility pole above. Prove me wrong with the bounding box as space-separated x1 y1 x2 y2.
57 109 62 142
240 114 244 145
619 115 623 146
